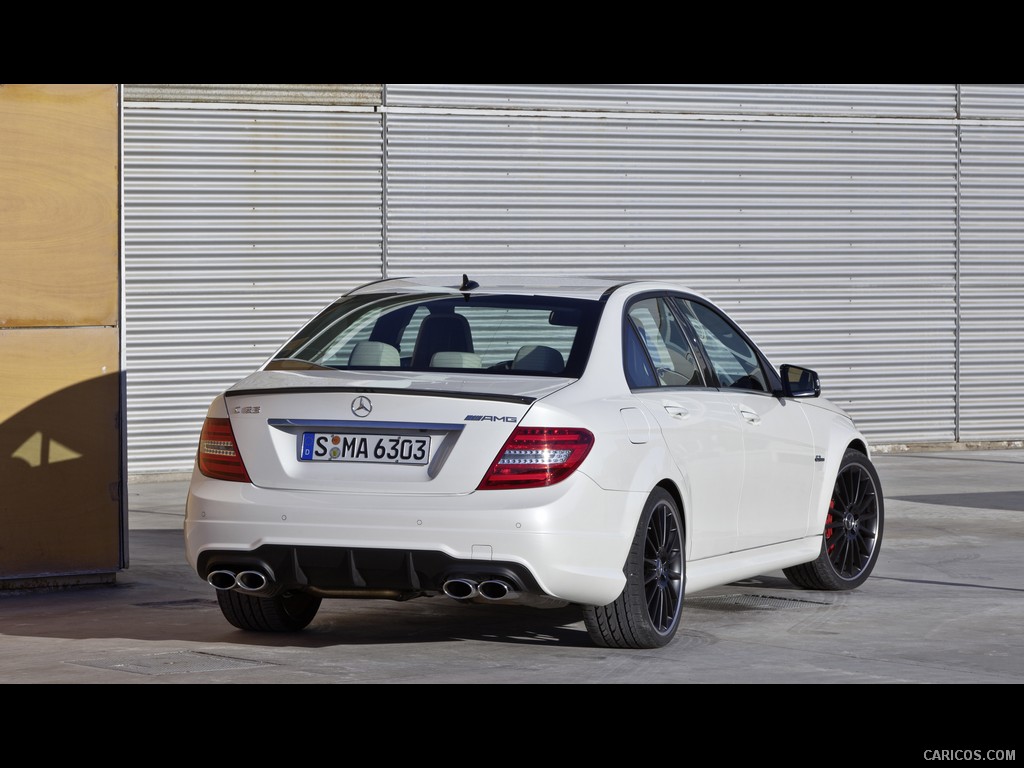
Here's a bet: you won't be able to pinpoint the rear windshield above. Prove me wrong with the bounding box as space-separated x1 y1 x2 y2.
268 292 603 377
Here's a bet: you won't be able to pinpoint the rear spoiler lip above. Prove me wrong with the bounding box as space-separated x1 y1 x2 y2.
267 418 467 431
225 387 538 406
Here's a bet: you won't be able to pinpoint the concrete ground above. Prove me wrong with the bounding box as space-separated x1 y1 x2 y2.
1 449 1022 684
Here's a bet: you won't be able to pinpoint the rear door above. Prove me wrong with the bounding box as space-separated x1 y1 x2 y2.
624 295 744 560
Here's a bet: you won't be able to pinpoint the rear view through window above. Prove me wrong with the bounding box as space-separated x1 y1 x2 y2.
269 293 602 377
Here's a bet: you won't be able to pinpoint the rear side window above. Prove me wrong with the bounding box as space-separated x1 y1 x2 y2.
623 322 657 388
268 293 602 377
624 297 705 388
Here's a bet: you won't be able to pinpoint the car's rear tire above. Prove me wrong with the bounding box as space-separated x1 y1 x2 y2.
216 589 322 632
583 487 685 649
784 448 884 591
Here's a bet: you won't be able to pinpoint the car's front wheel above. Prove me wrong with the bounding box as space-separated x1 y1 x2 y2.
784 447 884 590
216 588 322 632
583 487 685 649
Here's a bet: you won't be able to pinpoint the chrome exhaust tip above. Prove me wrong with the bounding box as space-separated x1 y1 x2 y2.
208 570 238 590
478 579 514 601
235 570 270 592
442 578 479 600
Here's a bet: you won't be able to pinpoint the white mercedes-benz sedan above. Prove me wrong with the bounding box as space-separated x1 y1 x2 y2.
185 275 884 649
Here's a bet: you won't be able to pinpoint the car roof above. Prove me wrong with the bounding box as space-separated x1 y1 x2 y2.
345 274 698 302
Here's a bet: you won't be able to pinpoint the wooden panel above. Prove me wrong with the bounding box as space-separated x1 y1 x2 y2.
0 84 119 328
0 327 121 578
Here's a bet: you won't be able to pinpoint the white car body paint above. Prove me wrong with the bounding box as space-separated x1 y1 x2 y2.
184 275 881 646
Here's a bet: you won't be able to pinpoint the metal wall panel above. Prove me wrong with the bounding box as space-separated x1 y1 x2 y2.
959 123 1024 439
122 84 1024 474
124 84 382 106
386 114 958 443
961 85 1024 119
123 107 383 473
387 83 955 117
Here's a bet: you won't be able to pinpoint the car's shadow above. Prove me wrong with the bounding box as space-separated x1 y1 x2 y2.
0 527 814 650
309 600 594 648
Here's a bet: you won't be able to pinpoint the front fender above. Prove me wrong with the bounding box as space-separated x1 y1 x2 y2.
805 405 870 535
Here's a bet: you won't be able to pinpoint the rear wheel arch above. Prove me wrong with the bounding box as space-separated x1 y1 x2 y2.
583 484 686 649
655 479 687 555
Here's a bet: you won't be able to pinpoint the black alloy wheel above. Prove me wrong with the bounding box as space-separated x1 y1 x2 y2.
584 487 685 649
784 448 884 591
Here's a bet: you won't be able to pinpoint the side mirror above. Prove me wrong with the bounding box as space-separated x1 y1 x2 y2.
780 364 821 398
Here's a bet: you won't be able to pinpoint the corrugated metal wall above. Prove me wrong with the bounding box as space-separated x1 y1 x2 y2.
961 85 1024 120
121 84 1024 474
126 84 382 106
122 101 383 472
959 87 1024 440
386 83 955 117
384 111 958 443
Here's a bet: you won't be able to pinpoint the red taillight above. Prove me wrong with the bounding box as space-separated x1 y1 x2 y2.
477 427 594 490
197 417 251 483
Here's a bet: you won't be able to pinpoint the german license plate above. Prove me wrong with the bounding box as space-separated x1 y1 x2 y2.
300 433 430 464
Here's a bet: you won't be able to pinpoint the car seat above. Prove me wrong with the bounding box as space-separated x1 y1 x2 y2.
411 313 474 368
348 341 401 367
430 351 483 368
511 345 564 374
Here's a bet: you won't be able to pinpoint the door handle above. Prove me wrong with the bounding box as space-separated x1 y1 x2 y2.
664 405 690 419
738 408 761 425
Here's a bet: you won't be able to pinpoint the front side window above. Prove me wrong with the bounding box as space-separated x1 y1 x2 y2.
674 299 768 392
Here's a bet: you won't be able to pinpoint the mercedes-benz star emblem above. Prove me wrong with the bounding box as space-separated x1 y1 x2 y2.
351 396 373 418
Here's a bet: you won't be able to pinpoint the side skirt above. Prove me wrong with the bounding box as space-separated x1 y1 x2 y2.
685 536 822 594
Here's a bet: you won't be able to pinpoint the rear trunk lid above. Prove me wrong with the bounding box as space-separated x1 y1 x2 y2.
224 369 572 494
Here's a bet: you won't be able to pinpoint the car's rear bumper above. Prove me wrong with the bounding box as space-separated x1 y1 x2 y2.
184 467 641 606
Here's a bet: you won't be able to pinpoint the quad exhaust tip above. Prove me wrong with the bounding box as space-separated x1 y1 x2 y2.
442 578 515 601
478 580 513 600
212 571 519 602
208 570 238 590
207 569 271 593
442 578 479 600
